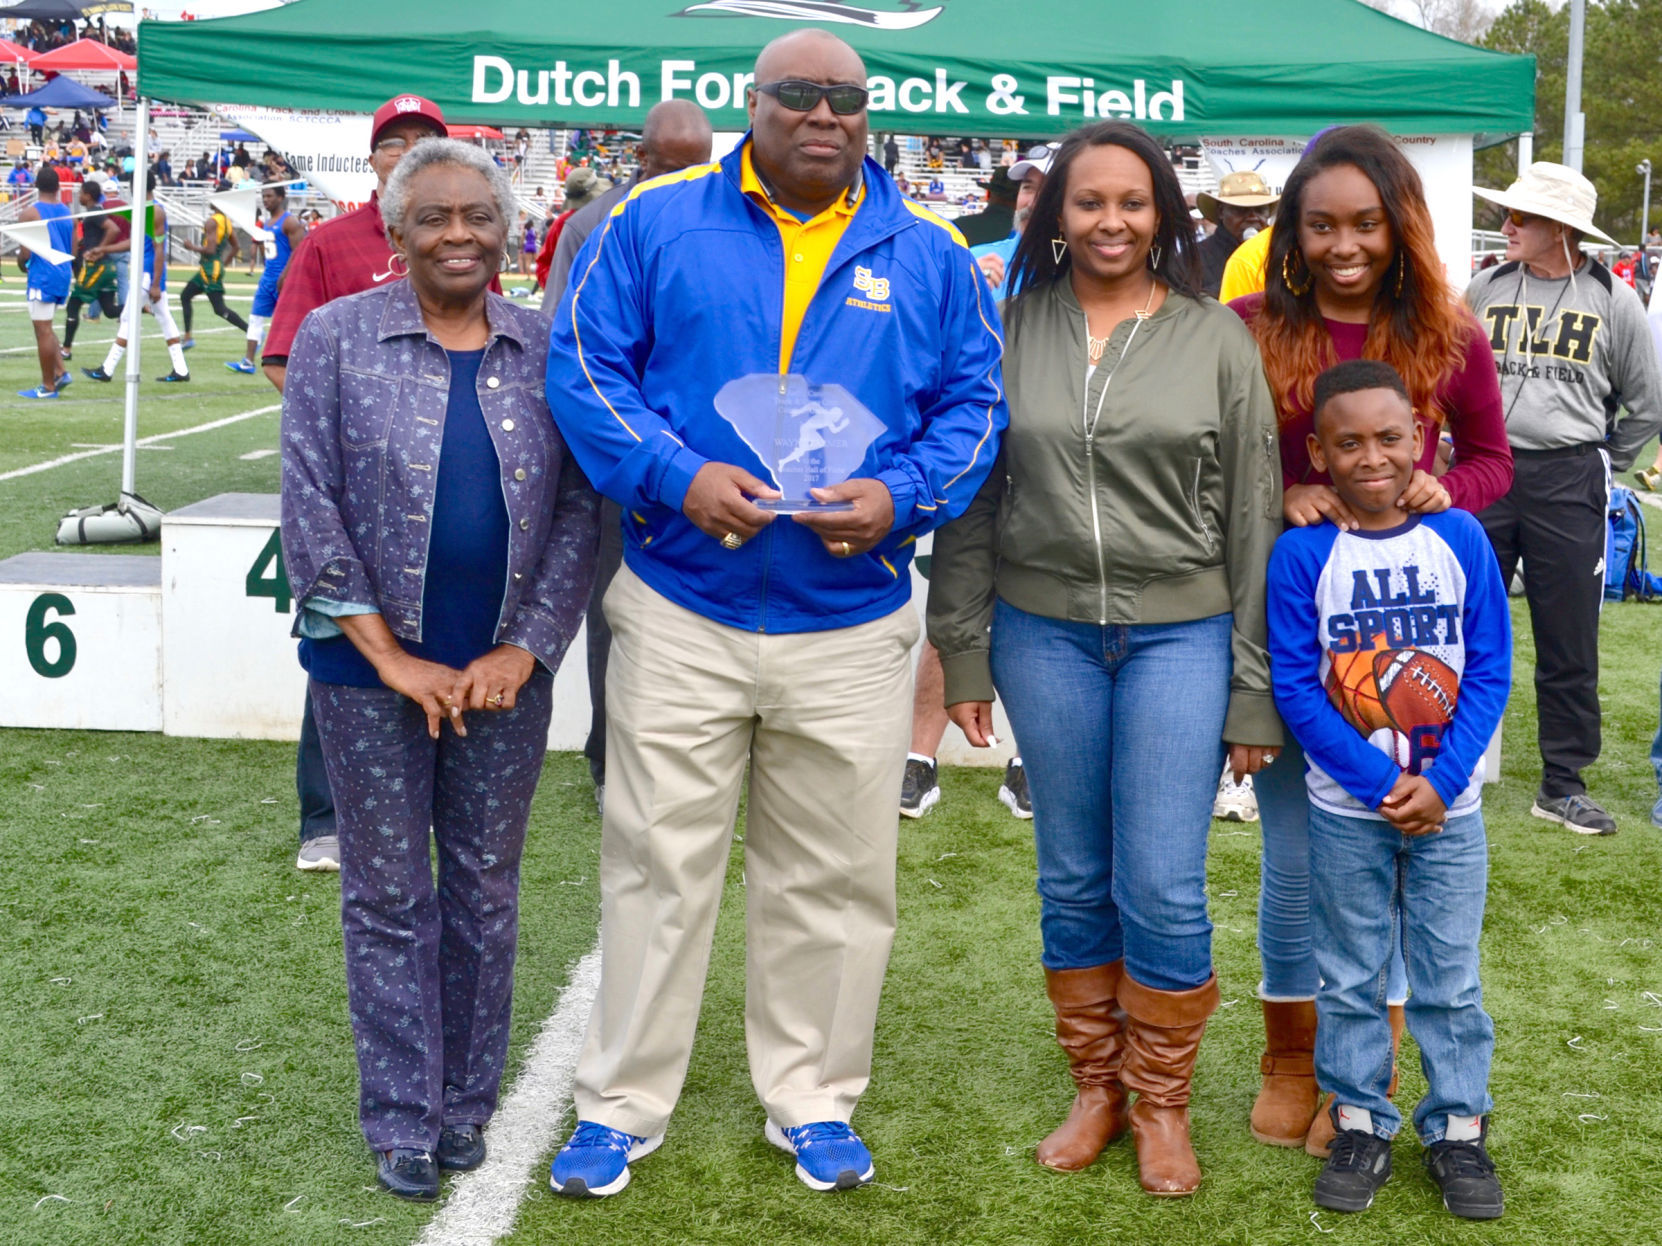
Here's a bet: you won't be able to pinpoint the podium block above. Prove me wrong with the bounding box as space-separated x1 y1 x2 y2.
159 492 593 748
0 552 163 731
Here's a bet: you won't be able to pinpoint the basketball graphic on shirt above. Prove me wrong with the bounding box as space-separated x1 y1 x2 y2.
1324 647 1392 734
1373 648 1459 732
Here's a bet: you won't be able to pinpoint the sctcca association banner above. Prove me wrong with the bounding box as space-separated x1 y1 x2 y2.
1200 133 1476 285
213 105 377 209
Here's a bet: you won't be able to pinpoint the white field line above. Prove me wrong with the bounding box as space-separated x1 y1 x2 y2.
0 323 248 357
0 404 280 482
413 944 601 1246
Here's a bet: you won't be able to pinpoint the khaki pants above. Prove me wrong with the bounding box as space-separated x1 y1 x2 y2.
573 565 918 1136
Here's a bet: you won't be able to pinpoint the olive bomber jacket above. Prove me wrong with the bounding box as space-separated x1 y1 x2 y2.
925 278 1285 746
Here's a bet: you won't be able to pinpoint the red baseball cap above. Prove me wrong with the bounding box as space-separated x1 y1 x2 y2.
371 95 447 149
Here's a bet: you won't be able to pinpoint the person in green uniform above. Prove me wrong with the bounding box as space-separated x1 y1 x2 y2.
62 181 121 360
178 205 247 348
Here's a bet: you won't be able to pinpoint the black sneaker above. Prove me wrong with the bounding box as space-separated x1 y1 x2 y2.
376 1147 439 1201
437 1123 486 1171
157 370 191 383
1312 1122 1392 1213
1425 1128 1503 1220
899 756 940 818
999 757 1032 819
82 366 113 382
1530 792 1617 835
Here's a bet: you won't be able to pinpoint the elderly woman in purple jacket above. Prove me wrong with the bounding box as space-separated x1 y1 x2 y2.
280 139 598 1202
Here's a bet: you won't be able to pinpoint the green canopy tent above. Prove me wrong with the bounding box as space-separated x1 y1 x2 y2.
137 0 1533 140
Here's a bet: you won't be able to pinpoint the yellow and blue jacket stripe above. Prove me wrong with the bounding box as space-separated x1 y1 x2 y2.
547 136 1007 636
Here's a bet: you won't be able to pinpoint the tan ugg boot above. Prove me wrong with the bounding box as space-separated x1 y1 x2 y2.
1306 1001 1408 1157
1035 962 1130 1171
1249 999 1319 1146
1118 972 1220 1196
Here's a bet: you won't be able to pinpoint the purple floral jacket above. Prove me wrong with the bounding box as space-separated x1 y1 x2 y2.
280 280 597 674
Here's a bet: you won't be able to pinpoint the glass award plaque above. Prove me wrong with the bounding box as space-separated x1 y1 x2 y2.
713 373 885 513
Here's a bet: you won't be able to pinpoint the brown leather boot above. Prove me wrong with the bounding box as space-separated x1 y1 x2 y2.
1306 1002 1408 1157
1118 972 1220 1196
1036 962 1129 1171
1249 999 1319 1146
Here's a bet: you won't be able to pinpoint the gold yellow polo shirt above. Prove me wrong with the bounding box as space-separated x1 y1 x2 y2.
740 141 865 373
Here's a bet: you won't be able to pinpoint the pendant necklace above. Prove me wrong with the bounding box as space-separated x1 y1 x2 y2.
1086 278 1159 365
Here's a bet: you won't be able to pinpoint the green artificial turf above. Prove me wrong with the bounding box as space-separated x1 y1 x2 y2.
1 601 1658 1246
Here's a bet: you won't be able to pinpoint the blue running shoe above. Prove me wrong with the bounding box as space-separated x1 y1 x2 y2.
549 1120 663 1197
17 385 58 399
226 358 257 374
55 371 72 390
765 1119 874 1191
180 338 195 351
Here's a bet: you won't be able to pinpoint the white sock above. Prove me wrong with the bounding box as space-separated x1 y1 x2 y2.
1444 1114 1482 1142
907 752 936 766
103 341 124 373
167 341 188 376
1335 1104 1374 1134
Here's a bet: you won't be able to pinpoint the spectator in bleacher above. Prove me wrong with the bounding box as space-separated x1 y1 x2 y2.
926 139 943 170
954 164 1018 247
883 133 899 175
280 137 598 1201
7 160 31 187
26 106 45 145
926 175 944 198
1195 171 1279 298
537 97 712 814
260 92 452 874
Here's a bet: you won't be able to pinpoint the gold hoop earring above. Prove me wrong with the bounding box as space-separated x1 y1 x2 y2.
1282 250 1312 297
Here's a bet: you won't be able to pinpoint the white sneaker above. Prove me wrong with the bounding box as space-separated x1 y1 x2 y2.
1212 765 1259 823
296 835 340 871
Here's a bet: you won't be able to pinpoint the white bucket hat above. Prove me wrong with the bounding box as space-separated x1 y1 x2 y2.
1473 161 1615 245
1009 143 1057 181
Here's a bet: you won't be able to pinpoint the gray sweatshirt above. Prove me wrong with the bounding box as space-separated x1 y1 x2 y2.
1465 258 1662 471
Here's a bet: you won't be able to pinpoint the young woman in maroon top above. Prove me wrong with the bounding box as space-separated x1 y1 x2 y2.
1227 124 1513 1158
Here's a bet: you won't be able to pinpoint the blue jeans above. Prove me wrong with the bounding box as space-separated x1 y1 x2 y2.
1255 737 1408 1003
1651 669 1662 825
1308 804 1495 1143
991 601 1229 991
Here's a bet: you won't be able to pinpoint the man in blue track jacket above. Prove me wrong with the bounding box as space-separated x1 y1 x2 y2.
545 28 1007 1198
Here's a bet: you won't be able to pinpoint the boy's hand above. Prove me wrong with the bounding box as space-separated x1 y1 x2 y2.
1379 773 1447 836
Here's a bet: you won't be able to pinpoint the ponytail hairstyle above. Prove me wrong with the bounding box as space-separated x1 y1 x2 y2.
1257 124 1467 427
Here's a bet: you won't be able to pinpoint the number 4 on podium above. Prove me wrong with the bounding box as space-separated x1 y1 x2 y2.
246 529 292 613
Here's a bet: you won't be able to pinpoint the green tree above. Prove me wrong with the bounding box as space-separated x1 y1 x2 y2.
1482 0 1662 243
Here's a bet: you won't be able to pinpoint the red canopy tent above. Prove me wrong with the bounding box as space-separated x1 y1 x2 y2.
447 124 503 140
0 39 37 63
26 39 137 72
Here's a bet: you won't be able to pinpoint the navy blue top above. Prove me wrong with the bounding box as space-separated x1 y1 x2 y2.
302 349 510 688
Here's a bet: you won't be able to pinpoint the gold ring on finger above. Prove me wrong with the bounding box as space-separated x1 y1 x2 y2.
721 531 744 550
489 693 504 707
839 541 853 556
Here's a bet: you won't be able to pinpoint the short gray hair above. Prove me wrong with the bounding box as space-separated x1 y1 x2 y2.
380 138 516 242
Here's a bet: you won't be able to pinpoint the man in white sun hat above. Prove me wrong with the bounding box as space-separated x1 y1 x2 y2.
1466 161 1662 834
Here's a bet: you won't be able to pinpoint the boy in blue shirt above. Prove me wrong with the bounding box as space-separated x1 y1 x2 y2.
1266 360 1511 1220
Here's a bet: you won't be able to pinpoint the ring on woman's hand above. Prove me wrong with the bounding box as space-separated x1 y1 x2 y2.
720 531 743 550
489 693 504 707
1264 751 1278 764
838 541 853 557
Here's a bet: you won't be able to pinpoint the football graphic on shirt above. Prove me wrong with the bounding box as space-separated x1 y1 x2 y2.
1324 647 1393 734
1372 648 1459 732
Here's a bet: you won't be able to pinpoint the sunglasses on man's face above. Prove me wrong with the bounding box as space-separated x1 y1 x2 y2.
1506 209 1544 228
753 80 869 116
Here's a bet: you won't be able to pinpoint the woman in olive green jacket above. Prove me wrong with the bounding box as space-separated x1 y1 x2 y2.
927 121 1283 1198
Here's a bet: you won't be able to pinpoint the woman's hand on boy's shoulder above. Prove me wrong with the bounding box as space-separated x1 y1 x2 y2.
1283 483 1358 531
